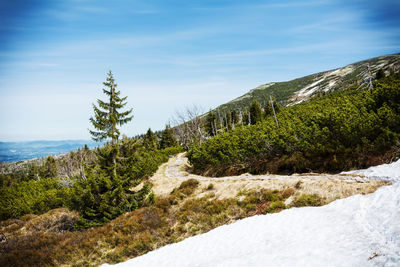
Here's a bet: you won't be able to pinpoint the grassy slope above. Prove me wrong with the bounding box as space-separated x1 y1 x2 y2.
0 177 386 266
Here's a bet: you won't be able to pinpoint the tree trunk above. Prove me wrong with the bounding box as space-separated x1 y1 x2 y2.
111 84 117 177
270 95 279 127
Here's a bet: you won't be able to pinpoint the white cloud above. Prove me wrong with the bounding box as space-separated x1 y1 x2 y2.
258 0 335 9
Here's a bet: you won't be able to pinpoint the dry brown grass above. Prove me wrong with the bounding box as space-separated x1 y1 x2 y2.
0 208 78 241
151 153 389 203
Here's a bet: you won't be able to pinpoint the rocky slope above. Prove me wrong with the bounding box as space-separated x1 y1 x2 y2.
214 53 400 113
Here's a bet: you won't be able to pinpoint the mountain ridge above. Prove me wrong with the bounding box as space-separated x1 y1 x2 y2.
212 53 400 114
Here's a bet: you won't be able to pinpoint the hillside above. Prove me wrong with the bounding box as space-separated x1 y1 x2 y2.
213 53 400 114
0 153 388 266
109 159 400 267
188 73 400 176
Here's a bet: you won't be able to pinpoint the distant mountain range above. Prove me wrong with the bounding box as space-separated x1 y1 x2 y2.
0 140 103 162
212 53 400 114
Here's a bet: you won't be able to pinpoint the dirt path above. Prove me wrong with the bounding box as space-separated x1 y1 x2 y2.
150 153 389 203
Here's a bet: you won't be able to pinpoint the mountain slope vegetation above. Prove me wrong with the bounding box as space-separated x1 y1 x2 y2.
188 73 400 176
212 54 400 115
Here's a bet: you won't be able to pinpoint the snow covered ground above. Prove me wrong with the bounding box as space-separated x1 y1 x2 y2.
105 160 400 267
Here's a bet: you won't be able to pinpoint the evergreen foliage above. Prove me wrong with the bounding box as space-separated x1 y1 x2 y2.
74 71 144 227
225 112 232 130
242 109 250 125
231 110 240 125
160 125 178 149
376 68 386 80
0 140 183 223
40 156 58 178
70 142 182 228
70 147 145 228
89 70 133 175
205 111 217 136
188 73 400 176
249 100 262 125
142 128 159 151
0 178 68 220
89 71 133 144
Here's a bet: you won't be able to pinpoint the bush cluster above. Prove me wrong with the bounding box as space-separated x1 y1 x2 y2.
0 178 68 220
293 194 323 207
188 74 400 176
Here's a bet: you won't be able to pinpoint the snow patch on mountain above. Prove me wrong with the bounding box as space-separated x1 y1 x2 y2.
328 65 354 77
297 77 325 97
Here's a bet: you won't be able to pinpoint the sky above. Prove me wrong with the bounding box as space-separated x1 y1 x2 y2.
0 0 399 141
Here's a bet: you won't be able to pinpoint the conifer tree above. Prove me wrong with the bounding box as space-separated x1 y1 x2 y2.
143 128 159 151
264 99 280 117
89 70 132 144
376 68 386 80
231 110 239 125
72 71 146 228
242 109 250 125
249 100 262 125
71 143 152 228
160 125 177 149
205 110 217 136
40 156 57 178
225 112 232 130
27 163 40 180
89 70 133 172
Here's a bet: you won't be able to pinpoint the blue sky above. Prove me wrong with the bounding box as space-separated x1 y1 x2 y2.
0 0 399 141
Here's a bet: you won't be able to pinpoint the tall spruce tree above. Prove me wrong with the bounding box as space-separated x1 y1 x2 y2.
73 71 144 228
89 70 133 172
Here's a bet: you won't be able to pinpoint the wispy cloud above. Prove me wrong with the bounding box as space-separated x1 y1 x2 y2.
42 2 161 22
258 0 334 9
287 12 359 33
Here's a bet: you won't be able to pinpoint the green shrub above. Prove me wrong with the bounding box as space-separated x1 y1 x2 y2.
294 194 323 207
0 178 68 220
162 146 184 156
269 201 286 212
